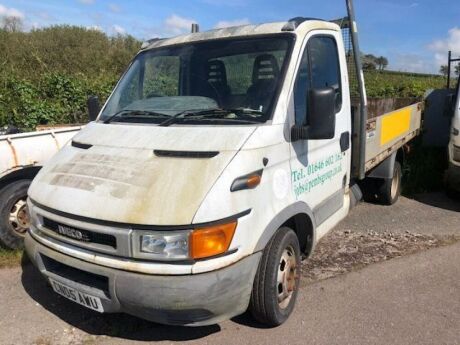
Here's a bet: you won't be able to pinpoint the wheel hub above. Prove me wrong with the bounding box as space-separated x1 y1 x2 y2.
9 198 30 236
277 245 298 309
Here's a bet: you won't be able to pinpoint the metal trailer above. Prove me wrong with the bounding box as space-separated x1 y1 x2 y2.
417 53 460 196
0 127 81 249
446 73 460 194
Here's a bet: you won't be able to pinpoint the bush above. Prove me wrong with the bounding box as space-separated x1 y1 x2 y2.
0 25 448 130
1 72 119 129
0 26 140 130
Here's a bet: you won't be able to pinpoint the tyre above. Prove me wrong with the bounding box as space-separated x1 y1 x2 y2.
249 227 301 327
378 161 402 205
446 188 460 200
0 180 32 249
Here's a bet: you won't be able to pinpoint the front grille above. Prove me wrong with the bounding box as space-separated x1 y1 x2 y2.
43 218 117 249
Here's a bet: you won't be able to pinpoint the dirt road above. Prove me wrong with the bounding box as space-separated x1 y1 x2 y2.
0 194 458 345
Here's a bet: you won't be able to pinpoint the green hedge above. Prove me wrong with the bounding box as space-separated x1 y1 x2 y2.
0 25 140 130
0 25 448 130
0 73 118 129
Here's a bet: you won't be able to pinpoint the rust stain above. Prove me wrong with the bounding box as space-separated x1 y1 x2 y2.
6 138 19 167
38 148 237 225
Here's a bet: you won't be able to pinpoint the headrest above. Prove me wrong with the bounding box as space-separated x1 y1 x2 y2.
252 54 280 84
207 60 228 85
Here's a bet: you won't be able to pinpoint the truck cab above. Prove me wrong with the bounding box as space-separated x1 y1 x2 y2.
25 11 420 326
446 75 460 193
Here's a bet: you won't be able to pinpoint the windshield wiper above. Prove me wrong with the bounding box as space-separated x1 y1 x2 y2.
159 108 226 127
103 110 170 124
159 108 262 127
224 108 264 116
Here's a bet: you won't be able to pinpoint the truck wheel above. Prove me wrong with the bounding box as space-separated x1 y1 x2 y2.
378 161 402 205
0 180 31 249
446 188 460 200
249 227 301 327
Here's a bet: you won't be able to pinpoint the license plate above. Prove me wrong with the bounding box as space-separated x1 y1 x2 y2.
49 278 104 313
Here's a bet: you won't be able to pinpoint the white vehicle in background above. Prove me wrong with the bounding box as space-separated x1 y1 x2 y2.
446 74 460 195
0 127 81 249
25 0 423 327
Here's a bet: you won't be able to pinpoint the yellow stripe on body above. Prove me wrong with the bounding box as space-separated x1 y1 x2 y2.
380 108 412 145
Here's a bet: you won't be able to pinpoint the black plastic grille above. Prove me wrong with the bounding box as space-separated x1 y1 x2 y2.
43 218 117 249
41 254 110 297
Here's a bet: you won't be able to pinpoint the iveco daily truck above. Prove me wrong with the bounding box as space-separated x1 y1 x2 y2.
25 0 423 326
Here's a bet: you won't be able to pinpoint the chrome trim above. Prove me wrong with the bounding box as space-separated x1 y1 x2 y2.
29 198 251 231
28 229 193 275
30 203 131 257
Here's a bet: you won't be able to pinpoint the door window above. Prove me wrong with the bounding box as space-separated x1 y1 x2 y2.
294 36 342 126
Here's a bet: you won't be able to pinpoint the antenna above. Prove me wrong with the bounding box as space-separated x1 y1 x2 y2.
191 23 199 33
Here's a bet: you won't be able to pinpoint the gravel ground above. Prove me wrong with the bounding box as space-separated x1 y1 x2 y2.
0 193 458 345
340 192 460 236
302 229 459 284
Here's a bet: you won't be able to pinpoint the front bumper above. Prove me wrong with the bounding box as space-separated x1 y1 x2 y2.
25 233 261 326
446 163 460 192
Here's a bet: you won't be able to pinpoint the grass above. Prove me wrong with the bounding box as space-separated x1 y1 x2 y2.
0 248 24 269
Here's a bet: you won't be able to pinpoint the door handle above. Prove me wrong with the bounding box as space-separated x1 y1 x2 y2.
340 132 350 152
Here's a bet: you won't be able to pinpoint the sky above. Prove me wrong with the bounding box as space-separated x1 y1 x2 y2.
1 0 460 74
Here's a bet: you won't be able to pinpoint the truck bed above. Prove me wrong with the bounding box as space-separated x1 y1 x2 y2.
0 127 81 177
364 102 423 172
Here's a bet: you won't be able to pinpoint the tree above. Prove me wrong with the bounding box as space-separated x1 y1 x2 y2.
439 65 449 77
362 54 377 71
361 54 389 71
2 16 23 32
376 56 389 71
455 63 460 77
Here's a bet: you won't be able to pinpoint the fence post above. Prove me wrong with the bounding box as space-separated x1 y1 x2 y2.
447 51 451 89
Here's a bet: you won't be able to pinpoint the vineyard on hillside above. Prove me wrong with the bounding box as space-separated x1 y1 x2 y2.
364 70 445 99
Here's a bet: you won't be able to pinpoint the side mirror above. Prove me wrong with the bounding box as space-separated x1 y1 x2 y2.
87 96 100 122
291 87 336 141
308 87 336 139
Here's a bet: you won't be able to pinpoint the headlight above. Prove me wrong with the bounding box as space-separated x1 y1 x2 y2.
132 221 237 261
136 231 191 260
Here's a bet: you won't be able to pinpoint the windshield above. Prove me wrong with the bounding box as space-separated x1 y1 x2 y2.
100 35 293 125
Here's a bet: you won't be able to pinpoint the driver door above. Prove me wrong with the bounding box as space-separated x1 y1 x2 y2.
289 32 351 230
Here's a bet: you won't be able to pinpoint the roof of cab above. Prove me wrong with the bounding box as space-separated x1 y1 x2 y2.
142 18 340 50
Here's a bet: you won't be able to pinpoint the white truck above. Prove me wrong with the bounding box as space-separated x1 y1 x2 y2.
0 127 81 249
446 74 460 194
25 1 423 326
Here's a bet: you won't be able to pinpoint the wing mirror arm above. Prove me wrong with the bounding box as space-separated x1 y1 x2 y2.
87 96 100 122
